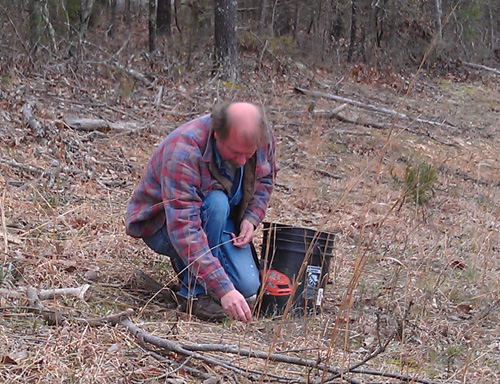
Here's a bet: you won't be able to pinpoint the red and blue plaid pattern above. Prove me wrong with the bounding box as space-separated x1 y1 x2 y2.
126 114 277 298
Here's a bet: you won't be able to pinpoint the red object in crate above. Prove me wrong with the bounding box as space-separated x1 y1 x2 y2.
260 269 293 296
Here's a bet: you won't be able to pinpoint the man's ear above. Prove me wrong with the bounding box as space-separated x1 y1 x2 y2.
213 131 219 140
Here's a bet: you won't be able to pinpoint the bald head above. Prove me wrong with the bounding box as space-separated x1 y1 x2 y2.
226 102 261 144
211 102 269 145
211 102 269 167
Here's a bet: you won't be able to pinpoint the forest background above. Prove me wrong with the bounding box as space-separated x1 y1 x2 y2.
1 1 500 383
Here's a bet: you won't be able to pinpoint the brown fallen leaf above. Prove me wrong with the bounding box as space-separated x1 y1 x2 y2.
1 354 18 365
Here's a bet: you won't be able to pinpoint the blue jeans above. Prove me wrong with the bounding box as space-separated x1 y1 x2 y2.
143 190 260 299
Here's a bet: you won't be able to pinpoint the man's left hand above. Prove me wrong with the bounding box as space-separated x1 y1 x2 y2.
231 219 254 248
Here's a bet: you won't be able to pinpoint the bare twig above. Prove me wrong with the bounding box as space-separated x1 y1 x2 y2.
1 186 8 259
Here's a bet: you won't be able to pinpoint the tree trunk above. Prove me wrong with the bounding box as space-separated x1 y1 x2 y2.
329 0 343 40
80 0 96 38
157 0 172 36
435 0 442 40
214 0 239 82
293 0 299 41
124 0 131 25
149 0 157 52
174 0 182 36
108 0 118 37
347 0 357 62
259 0 267 33
27 0 43 54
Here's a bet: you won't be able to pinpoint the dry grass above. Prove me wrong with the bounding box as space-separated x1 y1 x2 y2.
1 28 500 384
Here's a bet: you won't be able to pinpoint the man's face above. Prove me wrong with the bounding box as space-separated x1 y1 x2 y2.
215 126 257 167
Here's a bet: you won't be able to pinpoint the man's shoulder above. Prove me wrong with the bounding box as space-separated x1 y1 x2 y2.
175 114 211 141
159 114 211 149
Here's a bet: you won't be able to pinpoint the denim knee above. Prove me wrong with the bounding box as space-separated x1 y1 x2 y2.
201 190 230 229
234 267 260 298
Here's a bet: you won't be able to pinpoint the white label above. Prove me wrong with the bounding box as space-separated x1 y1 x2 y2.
316 288 324 306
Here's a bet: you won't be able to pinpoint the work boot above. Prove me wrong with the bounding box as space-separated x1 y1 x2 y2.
178 293 228 322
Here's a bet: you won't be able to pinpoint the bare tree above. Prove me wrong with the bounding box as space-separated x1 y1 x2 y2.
80 0 96 38
259 0 268 33
347 0 357 62
108 0 118 37
124 0 131 25
214 0 239 82
435 0 442 40
149 0 157 52
293 0 299 41
157 0 172 36
27 0 43 54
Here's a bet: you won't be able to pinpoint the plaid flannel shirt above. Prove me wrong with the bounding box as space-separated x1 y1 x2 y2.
126 114 278 298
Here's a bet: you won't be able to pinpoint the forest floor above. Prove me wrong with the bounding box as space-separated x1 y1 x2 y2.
1 28 500 384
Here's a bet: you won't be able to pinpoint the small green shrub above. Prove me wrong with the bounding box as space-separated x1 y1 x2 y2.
403 162 437 205
392 161 437 206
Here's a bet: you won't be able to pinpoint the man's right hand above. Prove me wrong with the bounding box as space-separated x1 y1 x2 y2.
220 289 252 323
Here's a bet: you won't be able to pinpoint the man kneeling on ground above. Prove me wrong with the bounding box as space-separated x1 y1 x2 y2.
125 102 278 323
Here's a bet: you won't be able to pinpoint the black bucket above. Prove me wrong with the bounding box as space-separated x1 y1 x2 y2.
259 222 336 315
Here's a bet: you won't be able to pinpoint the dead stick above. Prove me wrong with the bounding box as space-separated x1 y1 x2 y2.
463 61 500 75
294 87 456 129
0 289 23 299
38 284 90 301
1 187 8 258
26 287 64 326
120 316 361 384
0 158 44 175
120 313 443 384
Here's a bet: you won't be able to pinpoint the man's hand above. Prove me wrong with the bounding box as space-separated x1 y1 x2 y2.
231 219 254 248
220 289 252 322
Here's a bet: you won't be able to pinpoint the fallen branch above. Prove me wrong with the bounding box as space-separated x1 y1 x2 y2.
38 284 90 301
0 158 44 175
1 187 9 255
113 61 153 87
0 305 135 328
329 111 393 130
294 87 457 129
64 116 142 133
64 117 110 132
26 286 64 326
0 289 23 299
121 315 350 383
118 311 444 384
329 111 457 147
463 61 500 75
1 284 91 325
